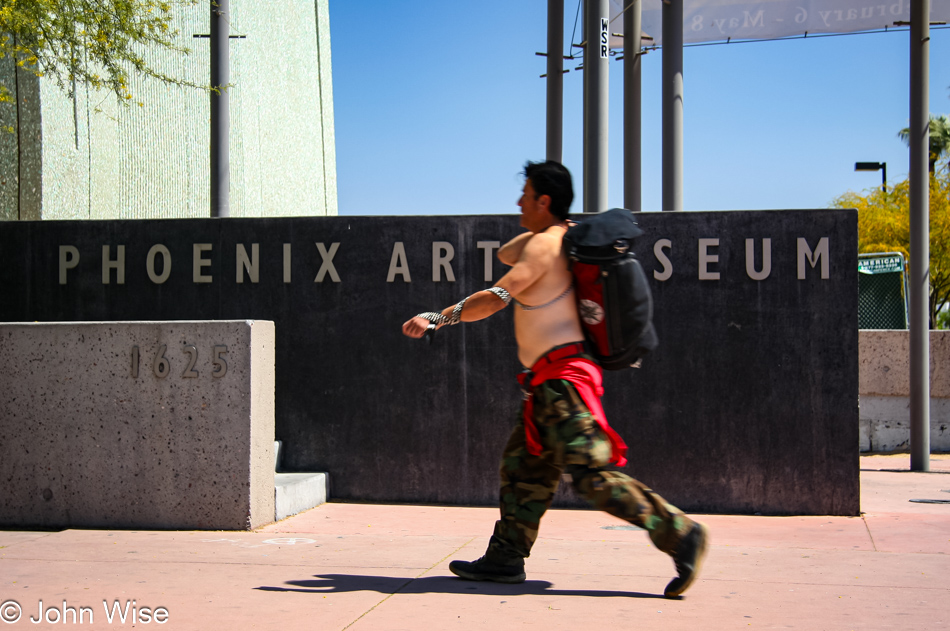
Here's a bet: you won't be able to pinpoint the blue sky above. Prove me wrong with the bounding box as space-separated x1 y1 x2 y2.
328 1 950 216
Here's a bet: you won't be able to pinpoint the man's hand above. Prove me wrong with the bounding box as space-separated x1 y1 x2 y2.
402 316 437 339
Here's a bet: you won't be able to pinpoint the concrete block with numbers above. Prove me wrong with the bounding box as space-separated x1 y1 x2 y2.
0 320 276 530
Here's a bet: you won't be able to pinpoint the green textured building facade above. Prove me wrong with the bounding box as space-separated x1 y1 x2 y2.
0 0 337 221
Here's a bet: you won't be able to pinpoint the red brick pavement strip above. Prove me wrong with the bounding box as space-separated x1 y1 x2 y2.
0 456 947 630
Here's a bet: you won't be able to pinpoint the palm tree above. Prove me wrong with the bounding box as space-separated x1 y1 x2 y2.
898 114 950 173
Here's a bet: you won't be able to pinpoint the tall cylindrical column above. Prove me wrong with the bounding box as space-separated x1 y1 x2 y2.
662 0 683 211
909 0 930 471
546 0 564 163
210 0 230 218
583 0 609 214
624 0 642 212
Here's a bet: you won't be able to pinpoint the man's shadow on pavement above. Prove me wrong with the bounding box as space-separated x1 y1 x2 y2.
255 573 663 599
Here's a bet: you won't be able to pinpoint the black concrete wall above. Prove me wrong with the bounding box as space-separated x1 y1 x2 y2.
0 210 859 515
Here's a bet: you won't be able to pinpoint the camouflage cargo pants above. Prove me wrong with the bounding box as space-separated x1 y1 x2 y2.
487 378 695 563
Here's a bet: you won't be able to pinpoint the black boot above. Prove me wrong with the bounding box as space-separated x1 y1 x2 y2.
664 522 709 598
449 555 526 584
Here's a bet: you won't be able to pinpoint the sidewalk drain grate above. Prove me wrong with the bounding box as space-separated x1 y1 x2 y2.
909 499 950 504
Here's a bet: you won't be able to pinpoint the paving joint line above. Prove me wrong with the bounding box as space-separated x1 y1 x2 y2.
861 514 879 552
0 558 440 570
684 577 950 589
0 533 58 549
339 536 476 631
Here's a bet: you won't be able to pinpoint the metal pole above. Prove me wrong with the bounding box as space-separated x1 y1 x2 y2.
909 0 930 471
624 0 642 212
583 0 609 214
546 0 564 163
210 0 230 218
662 0 683 211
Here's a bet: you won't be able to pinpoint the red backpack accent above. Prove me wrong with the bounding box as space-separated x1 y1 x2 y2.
564 209 659 370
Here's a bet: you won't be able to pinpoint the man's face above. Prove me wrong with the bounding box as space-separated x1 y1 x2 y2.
518 179 550 232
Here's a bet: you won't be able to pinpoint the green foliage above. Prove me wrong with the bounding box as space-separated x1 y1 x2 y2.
0 0 201 106
898 114 950 173
833 159 950 328
938 307 950 330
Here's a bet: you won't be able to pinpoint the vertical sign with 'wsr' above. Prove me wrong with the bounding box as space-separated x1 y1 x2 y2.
600 17 609 58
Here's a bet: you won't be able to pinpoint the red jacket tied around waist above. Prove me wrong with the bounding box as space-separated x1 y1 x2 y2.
517 346 628 467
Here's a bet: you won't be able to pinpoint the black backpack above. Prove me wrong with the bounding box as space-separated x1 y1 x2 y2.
563 208 658 370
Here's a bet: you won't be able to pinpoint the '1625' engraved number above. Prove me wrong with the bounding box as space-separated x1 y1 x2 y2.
131 344 228 379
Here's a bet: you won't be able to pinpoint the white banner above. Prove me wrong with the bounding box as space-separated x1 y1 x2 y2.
607 0 950 46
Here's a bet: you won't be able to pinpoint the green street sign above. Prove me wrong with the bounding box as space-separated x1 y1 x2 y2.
858 256 904 275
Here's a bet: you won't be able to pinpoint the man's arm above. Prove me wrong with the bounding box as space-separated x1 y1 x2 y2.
497 231 532 266
401 289 510 338
401 233 557 339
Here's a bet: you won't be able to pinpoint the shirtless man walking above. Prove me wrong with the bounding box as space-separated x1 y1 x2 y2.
402 161 708 598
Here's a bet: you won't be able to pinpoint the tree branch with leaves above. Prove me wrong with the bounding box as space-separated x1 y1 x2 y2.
0 0 204 107
898 114 950 173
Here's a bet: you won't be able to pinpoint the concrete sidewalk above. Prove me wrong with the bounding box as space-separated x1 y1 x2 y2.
1 454 948 630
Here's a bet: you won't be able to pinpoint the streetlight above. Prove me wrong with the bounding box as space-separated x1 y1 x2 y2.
855 161 887 194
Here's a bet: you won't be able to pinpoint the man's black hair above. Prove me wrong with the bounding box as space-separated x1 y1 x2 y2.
523 160 573 220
